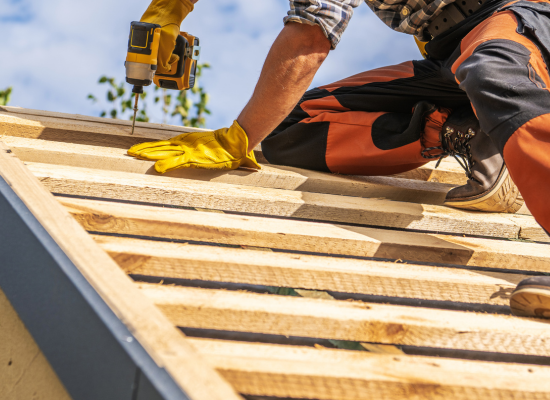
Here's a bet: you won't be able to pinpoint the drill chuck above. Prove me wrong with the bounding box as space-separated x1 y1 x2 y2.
125 61 157 87
132 85 144 94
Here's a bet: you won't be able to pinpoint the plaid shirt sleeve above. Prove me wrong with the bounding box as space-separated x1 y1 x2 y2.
284 0 363 49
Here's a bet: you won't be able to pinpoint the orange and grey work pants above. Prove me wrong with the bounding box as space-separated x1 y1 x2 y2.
262 0 550 233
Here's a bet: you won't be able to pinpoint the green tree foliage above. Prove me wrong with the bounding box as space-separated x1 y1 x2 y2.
0 87 12 106
87 76 149 122
88 63 211 128
170 63 211 127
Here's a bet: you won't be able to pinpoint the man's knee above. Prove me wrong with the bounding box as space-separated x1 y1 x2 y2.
454 40 531 94
454 40 550 153
261 120 331 172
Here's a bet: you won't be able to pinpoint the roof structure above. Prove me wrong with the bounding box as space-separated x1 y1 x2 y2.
1 105 550 400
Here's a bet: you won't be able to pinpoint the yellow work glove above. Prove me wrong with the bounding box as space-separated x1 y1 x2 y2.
128 120 262 173
140 0 194 75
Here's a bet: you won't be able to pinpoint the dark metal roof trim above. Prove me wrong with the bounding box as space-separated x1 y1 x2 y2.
0 176 190 400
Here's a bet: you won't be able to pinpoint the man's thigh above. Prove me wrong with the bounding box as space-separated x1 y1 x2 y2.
307 59 468 114
451 6 550 154
262 60 463 174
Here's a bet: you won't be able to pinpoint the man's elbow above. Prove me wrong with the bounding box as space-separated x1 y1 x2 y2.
284 22 331 62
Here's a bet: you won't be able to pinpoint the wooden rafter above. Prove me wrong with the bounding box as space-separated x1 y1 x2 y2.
0 141 241 400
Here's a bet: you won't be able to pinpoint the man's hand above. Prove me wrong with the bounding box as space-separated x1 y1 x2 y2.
128 120 261 173
140 0 194 74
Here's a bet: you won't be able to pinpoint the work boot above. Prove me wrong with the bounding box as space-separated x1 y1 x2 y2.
510 276 550 318
424 106 524 213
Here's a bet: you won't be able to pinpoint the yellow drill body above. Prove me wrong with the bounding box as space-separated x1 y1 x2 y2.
125 21 201 134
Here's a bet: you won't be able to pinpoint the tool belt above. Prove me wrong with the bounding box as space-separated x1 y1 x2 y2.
427 0 487 38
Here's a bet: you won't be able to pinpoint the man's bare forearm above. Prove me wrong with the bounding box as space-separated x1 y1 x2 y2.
237 22 331 152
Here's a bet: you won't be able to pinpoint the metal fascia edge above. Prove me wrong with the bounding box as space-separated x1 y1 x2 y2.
0 176 190 400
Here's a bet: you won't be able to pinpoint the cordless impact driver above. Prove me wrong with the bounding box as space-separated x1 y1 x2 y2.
125 21 201 134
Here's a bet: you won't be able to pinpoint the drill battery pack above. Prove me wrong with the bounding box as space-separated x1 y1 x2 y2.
154 32 201 91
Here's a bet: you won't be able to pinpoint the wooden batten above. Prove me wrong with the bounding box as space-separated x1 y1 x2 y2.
61 196 550 270
5 136 456 205
0 106 207 145
190 338 550 400
30 162 524 238
0 106 471 184
139 283 550 357
96 235 524 307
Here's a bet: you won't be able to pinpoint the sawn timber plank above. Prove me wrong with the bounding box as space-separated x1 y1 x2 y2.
0 107 470 184
391 158 467 185
505 213 550 243
60 197 550 271
0 141 242 400
0 108 259 161
29 162 520 238
0 105 207 136
139 283 550 357
0 107 202 150
95 235 525 306
4 136 456 205
9 136 533 215
189 338 550 400
3 109 534 214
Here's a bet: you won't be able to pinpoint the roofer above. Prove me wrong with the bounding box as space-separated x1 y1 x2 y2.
129 0 550 318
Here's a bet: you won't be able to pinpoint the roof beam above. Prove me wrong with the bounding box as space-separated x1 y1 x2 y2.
0 142 241 400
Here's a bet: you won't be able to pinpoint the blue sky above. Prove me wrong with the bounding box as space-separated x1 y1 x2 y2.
0 0 421 129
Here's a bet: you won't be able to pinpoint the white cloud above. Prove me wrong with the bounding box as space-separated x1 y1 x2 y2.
0 0 422 129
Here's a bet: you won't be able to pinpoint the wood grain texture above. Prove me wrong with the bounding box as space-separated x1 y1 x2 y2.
61 197 550 271
392 159 533 216
0 142 242 400
189 338 550 400
0 288 72 400
391 158 468 185
0 105 207 135
0 108 256 162
138 283 550 357
0 106 205 149
504 214 550 243
95 236 525 306
29 162 522 238
9 135 533 216
0 106 465 182
5 136 458 205
2 107 534 213
62 196 381 256
1 106 208 132
4 107 547 398
1 110 533 215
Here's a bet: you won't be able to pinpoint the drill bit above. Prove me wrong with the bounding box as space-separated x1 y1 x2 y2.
131 92 139 135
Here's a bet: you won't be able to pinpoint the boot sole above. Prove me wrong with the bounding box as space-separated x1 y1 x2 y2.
510 286 550 318
443 166 524 213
